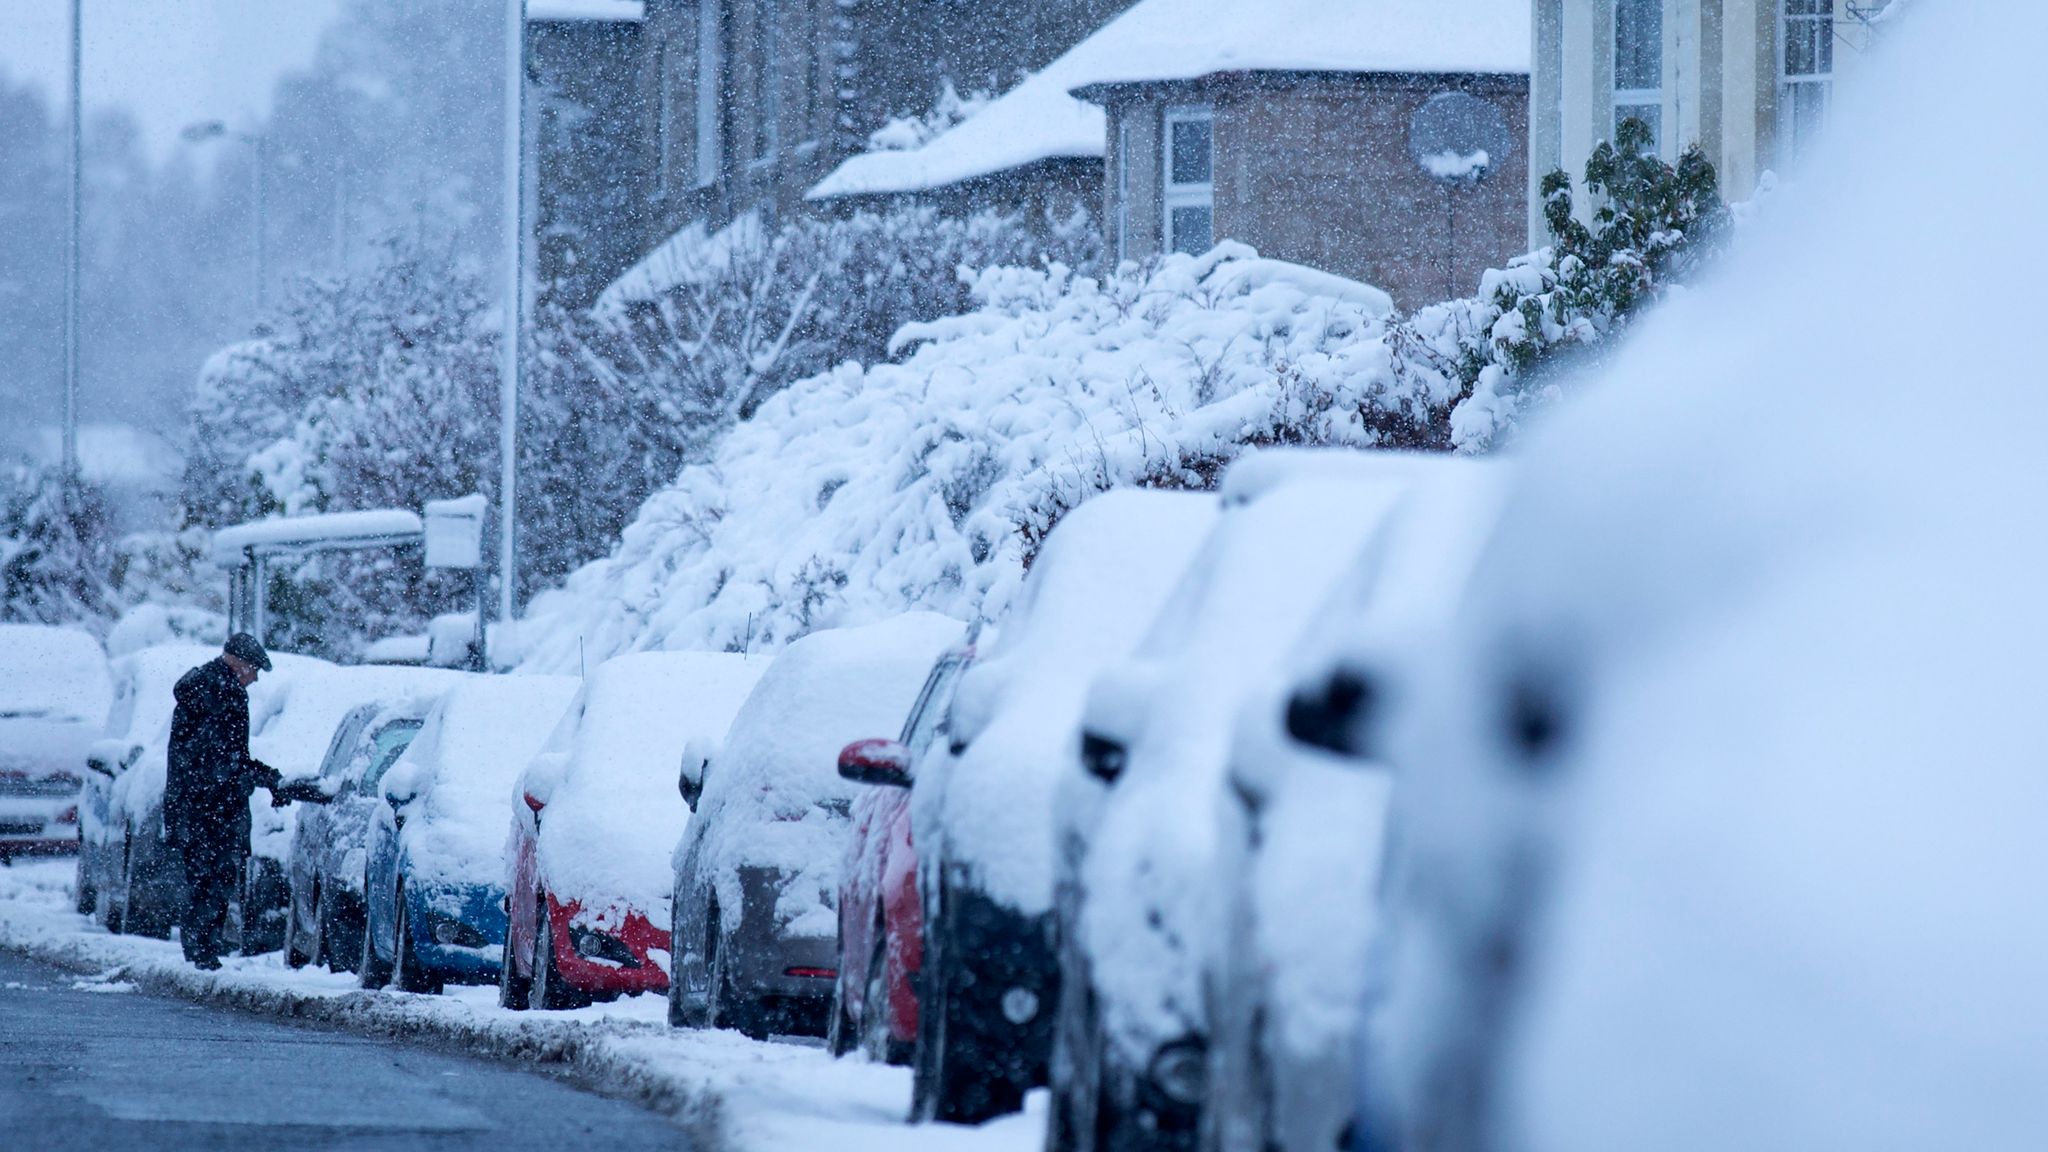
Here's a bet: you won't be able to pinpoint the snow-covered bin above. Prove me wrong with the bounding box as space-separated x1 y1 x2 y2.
0 625 111 859
505 651 766 1004
1205 456 1509 1152
1056 452 1432 1141
899 488 1216 1115
671 612 966 1038
1359 8 2048 1149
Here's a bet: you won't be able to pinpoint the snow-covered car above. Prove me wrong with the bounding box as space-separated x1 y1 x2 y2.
906 488 1218 1125
1204 458 1507 1152
240 661 464 955
827 638 977 1066
1054 456 1424 1152
0 624 110 862
503 651 765 1010
101 649 324 941
78 644 212 926
1345 15 2048 1149
283 674 463 970
362 673 578 994
670 612 967 1039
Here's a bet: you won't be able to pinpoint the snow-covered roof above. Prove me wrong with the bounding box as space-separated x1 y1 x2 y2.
210 509 425 567
809 0 1528 201
527 0 644 22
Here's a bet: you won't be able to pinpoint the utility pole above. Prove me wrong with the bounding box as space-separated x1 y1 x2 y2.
498 0 526 638
62 0 81 486
179 120 268 319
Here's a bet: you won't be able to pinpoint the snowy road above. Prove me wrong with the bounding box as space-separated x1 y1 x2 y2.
0 948 690 1150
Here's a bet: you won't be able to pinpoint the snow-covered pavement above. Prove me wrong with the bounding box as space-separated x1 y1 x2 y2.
0 859 1046 1151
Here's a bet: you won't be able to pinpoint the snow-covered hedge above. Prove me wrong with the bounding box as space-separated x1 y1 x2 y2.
515 245 1457 671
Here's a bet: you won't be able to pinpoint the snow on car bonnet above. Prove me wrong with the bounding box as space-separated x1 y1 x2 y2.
0 624 111 725
537 651 768 930
391 674 579 888
1370 5 2048 1149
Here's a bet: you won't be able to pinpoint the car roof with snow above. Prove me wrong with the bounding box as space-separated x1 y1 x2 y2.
535 650 769 925
0 623 110 726
930 487 1220 915
389 673 580 887
249 662 466 782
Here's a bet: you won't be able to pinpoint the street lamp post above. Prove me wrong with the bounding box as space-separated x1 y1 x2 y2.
181 120 269 317
499 0 527 640
62 0 81 486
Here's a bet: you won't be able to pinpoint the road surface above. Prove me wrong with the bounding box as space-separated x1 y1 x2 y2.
0 949 687 1150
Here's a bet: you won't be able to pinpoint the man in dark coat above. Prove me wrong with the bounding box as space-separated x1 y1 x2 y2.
165 633 281 969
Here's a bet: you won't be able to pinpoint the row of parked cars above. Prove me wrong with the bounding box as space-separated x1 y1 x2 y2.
19 446 1502 1152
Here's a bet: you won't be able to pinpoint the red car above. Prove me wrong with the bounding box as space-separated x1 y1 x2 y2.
502 652 765 1010
829 642 975 1063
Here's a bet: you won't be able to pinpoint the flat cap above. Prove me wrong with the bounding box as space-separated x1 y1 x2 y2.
224 632 273 672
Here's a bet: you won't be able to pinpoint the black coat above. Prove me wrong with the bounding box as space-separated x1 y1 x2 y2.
164 657 279 851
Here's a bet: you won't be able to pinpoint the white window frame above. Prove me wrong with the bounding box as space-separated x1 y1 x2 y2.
1612 0 1663 155
1777 0 1834 165
694 0 723 187
1162 105 1214 256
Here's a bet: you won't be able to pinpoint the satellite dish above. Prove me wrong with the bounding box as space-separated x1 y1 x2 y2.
1409 92 1511 185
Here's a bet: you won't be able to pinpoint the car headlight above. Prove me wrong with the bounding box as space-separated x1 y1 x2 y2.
569 925 641 968
1148 1039 1208 1107
425 914 489 950
1001 986 1040 1025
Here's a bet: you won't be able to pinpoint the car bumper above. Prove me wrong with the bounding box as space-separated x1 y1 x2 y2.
405 882 509 982
943 881 1059 1088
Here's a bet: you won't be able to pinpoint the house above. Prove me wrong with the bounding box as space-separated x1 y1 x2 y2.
1054 0 1531 310
1531 0 1904 243
628 0 1136 247
527 0 648 310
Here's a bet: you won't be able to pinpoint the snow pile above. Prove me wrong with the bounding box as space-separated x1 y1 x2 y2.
0 624 110 724
684 614 966 941
536 652 769 930
0 858 1045 1152
864 81 991 154
810 0 1526 200
1364 4 2048 1148
1079 465 1416 1064
389 675 580 888
519 245 1434 673
923 489 1218 917
104 604 227 659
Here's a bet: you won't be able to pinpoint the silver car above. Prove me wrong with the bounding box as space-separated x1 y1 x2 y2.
670 612 967 1039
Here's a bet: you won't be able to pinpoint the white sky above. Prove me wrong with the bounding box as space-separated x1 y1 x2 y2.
0 0 343 162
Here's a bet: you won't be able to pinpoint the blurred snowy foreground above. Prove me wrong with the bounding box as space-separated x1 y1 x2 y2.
0 859 1043 1151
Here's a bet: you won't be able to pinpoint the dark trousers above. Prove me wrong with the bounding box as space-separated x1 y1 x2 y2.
176 838 239 966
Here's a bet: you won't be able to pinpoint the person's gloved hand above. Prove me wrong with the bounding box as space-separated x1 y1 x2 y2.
269 778 335 807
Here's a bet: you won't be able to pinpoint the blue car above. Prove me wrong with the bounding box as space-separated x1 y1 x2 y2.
360 674 580 994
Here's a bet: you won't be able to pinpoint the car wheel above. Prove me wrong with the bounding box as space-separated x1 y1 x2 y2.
499 891 532 1010
122 833 172 940
284 883 313 969
667 905 691 1028
533 898 589 1010
827 909 858 1057
860 918 909 1065
358 869 394 989
74 835 95 915
318 886 362 974
910 888 950 1123
392 882 443 995
707 906 768 1041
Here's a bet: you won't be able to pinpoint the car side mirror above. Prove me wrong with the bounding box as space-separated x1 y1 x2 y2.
85 740 141 779
838 738 913 789
1080 732 1129 785
380 762 422 810
1285 666 1374 758
678 742 710 813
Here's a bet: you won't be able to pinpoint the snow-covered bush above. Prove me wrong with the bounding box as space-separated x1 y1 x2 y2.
516 245 1455 672
1428 118 1729 451
1 463 118 630
865 82 993 153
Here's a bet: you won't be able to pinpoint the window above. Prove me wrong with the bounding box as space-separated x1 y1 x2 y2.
361 720 424 793
1613 0 1663 154
1113 118 1131 263
694 0 723 186
1779 0 1834 164
1162 106 1213 256
752 0 780 163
